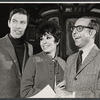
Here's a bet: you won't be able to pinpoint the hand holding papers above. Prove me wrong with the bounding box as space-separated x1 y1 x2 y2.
28 82 75 98
28 85 56 98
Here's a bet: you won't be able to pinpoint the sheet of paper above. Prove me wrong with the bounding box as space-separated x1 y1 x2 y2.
29 84 56 98
72 91 75 98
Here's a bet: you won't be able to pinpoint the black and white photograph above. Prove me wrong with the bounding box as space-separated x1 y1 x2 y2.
0 2 100 98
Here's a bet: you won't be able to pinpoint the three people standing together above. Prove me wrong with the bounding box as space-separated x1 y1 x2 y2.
0 6 100 98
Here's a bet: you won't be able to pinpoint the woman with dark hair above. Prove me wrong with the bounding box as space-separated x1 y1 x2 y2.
20 21 65 98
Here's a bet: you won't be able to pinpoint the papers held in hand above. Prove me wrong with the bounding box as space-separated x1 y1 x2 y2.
28 85 56 98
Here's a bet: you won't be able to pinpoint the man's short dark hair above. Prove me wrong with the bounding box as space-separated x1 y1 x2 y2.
9 8 30 23
81 16 100 37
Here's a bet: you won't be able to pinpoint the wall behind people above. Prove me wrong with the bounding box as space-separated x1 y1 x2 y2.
0 4 42 55
0 17 9 38
1 3 100 59
25 24 42 54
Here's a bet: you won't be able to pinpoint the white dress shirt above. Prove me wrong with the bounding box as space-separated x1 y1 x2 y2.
80 43 95 63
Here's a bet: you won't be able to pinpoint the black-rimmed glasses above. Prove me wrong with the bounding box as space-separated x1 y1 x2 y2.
71 25 94 32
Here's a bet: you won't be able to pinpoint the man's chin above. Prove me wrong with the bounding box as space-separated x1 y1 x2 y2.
75 43 81 47
14 36 22 39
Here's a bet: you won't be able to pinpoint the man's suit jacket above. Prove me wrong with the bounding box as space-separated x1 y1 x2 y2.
64 44 100 98
0 34 33 98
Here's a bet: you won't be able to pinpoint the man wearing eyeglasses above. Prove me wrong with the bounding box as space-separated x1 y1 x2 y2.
55 16 100 98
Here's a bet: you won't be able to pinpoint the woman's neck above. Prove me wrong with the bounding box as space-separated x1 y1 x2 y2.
46 51 56 59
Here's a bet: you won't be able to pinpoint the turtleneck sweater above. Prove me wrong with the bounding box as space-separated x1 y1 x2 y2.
8 34 24 74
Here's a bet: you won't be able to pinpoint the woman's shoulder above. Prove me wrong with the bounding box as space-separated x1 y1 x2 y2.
30 52 44 62
32 51 44 57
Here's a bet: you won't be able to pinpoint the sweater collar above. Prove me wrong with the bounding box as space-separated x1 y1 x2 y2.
8 33 24 45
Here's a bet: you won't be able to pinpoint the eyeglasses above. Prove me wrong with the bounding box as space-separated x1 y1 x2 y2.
71 25 94 32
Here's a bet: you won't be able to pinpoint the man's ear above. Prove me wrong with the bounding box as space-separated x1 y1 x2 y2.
89 29 96 38
8 20 10 28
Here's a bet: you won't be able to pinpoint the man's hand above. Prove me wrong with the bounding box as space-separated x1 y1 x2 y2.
55 80 75 98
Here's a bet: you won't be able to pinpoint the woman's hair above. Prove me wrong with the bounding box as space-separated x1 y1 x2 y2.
36 21 63 43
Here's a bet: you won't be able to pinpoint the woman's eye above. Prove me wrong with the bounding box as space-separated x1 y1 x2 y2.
47 37 51 39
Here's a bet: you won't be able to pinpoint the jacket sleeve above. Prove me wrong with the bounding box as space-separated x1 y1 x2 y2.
25 41 33 56
20 56 41 98
94 64 100 98
93 53 100 98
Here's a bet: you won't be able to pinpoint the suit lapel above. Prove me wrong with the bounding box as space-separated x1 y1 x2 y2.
76 45 99 75
4 35 21 76
22 43 29 74
74 53 78 73
69 53 78 75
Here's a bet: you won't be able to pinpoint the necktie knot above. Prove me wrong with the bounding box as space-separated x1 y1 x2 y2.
79 50 83 55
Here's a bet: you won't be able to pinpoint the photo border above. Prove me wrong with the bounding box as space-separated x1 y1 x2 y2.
0 1 99 100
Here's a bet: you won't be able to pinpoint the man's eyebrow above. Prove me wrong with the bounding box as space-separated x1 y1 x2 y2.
12 18 17 21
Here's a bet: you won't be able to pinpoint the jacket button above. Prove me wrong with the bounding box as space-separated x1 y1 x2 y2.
50 70 52 72
74 77 77 80
57 80 60 82
56 72 59 74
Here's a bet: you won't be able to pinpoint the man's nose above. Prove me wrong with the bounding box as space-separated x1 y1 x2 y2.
72 29 79 37
72 29 76 35
16 22 21 28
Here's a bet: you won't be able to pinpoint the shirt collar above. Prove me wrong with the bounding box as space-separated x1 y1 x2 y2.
52 55 57 61
79 43 95 63
80 43 95 53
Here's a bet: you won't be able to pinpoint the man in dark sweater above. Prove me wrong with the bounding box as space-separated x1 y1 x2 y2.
0 8 33 98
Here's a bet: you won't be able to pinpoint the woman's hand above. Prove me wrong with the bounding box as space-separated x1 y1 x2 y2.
55 80 75 98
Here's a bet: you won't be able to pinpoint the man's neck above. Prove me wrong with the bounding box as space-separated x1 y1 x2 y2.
8 34 24 45
79 40 94 50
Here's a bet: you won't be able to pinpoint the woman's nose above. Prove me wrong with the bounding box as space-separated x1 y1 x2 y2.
42 39 47 44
